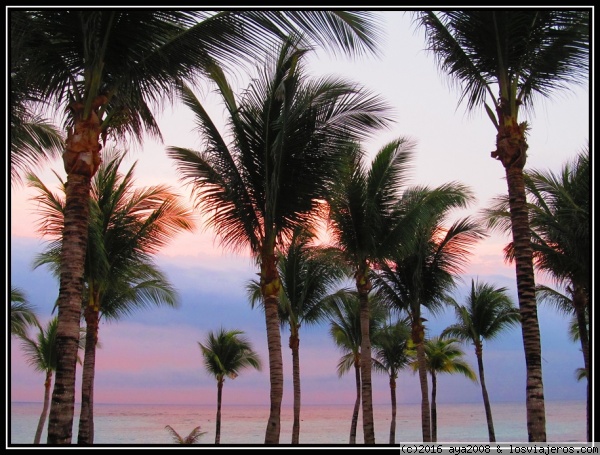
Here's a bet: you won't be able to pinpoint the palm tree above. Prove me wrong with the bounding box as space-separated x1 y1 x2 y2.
442 279 520 442
20 317 83 444
327 290 387 444
326 138 423 444
371 317 412 444
164 425 206 444
248 228 347 444
484 148 590 440
29 148 193 444
412 336 477 443
413 10 589 442
168 37 391 444
199 328 262 444
374 185 485 442
11 287 40 338
11 10 384 444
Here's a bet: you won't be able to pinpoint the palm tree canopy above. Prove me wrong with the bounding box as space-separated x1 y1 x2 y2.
11 287 41 337
20 317 60 373
11 10 384 147
168 36 392 256
371 317 413 378
413 11 589 116
442 279 520 344
199 328 262 382
164 425 206 444
413 336 477 382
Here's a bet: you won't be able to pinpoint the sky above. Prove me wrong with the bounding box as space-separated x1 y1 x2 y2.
8 10 591 414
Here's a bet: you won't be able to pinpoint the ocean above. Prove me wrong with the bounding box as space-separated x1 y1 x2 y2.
8 400 587 446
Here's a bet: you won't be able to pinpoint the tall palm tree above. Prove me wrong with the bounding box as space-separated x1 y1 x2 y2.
248 228 347 444
371 317 412 444
19 317 83 444
412 336 477 443
168 37 391 444
442 279 520 442
374 185 485 442
413 10 589 442
199 328 262 444
29 148 193 444
326 138 423 444
10 287 40 338
484 147 590 440
10 10 384 444
164 425 206 445
327 290 387 444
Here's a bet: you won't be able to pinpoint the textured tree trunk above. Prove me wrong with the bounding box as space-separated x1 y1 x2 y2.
34 371 53 444
389 375 397 444
78 305 100 445
290 330 301 444
350 359 361 444
431 372 437 443
493 114 546 442
261 250 283 444
47 100 102 445
216 378 223 444
413 320 431 442
356 268 375 444
475 343 496 442
572 285 589 442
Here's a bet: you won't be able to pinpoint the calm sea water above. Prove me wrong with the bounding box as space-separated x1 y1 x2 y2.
9 400 586 446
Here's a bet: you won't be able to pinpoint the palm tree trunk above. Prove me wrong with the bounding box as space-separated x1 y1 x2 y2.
350 359 361 444
261 250 283 444
504 164 547 442
216 379 223 444
414 320 431 442
47 102 102 445
389 374 397 444
290 331 301 444
431 371 437 443
47 172 93 444
78 305 100 445
34 370 53 444
572 285 589 442
475 344 496 442
356 271 375 444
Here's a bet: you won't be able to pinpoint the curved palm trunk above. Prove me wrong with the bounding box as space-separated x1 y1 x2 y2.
215 378 223 444
430 371 437 443
350 357 361 444
475 343 496 442
290 330 301 444
34 370 53 444
47 101 103 445
261 250 284 444
413 320 431 442
78 305 100 445
356 271 375 444
389 374 397 444
493 115 546 442
572 285 589 442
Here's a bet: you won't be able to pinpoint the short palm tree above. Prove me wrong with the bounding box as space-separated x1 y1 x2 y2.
248 228 347 444
326 138 420 444
164 425 206 444
327 290 387 444
371 317 412 444
412 336 477 443
20 317 83 444
11 287 40 338
168 37 391 444
29 148 194 444
374 185 485 442
199 328 262 444
442 279 520 442
11 10 383 444
414 10 589 442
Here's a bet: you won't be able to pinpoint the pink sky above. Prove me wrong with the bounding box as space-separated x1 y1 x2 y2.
9 11 590 410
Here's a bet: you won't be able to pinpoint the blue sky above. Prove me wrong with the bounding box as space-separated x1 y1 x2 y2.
9 10 590 409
